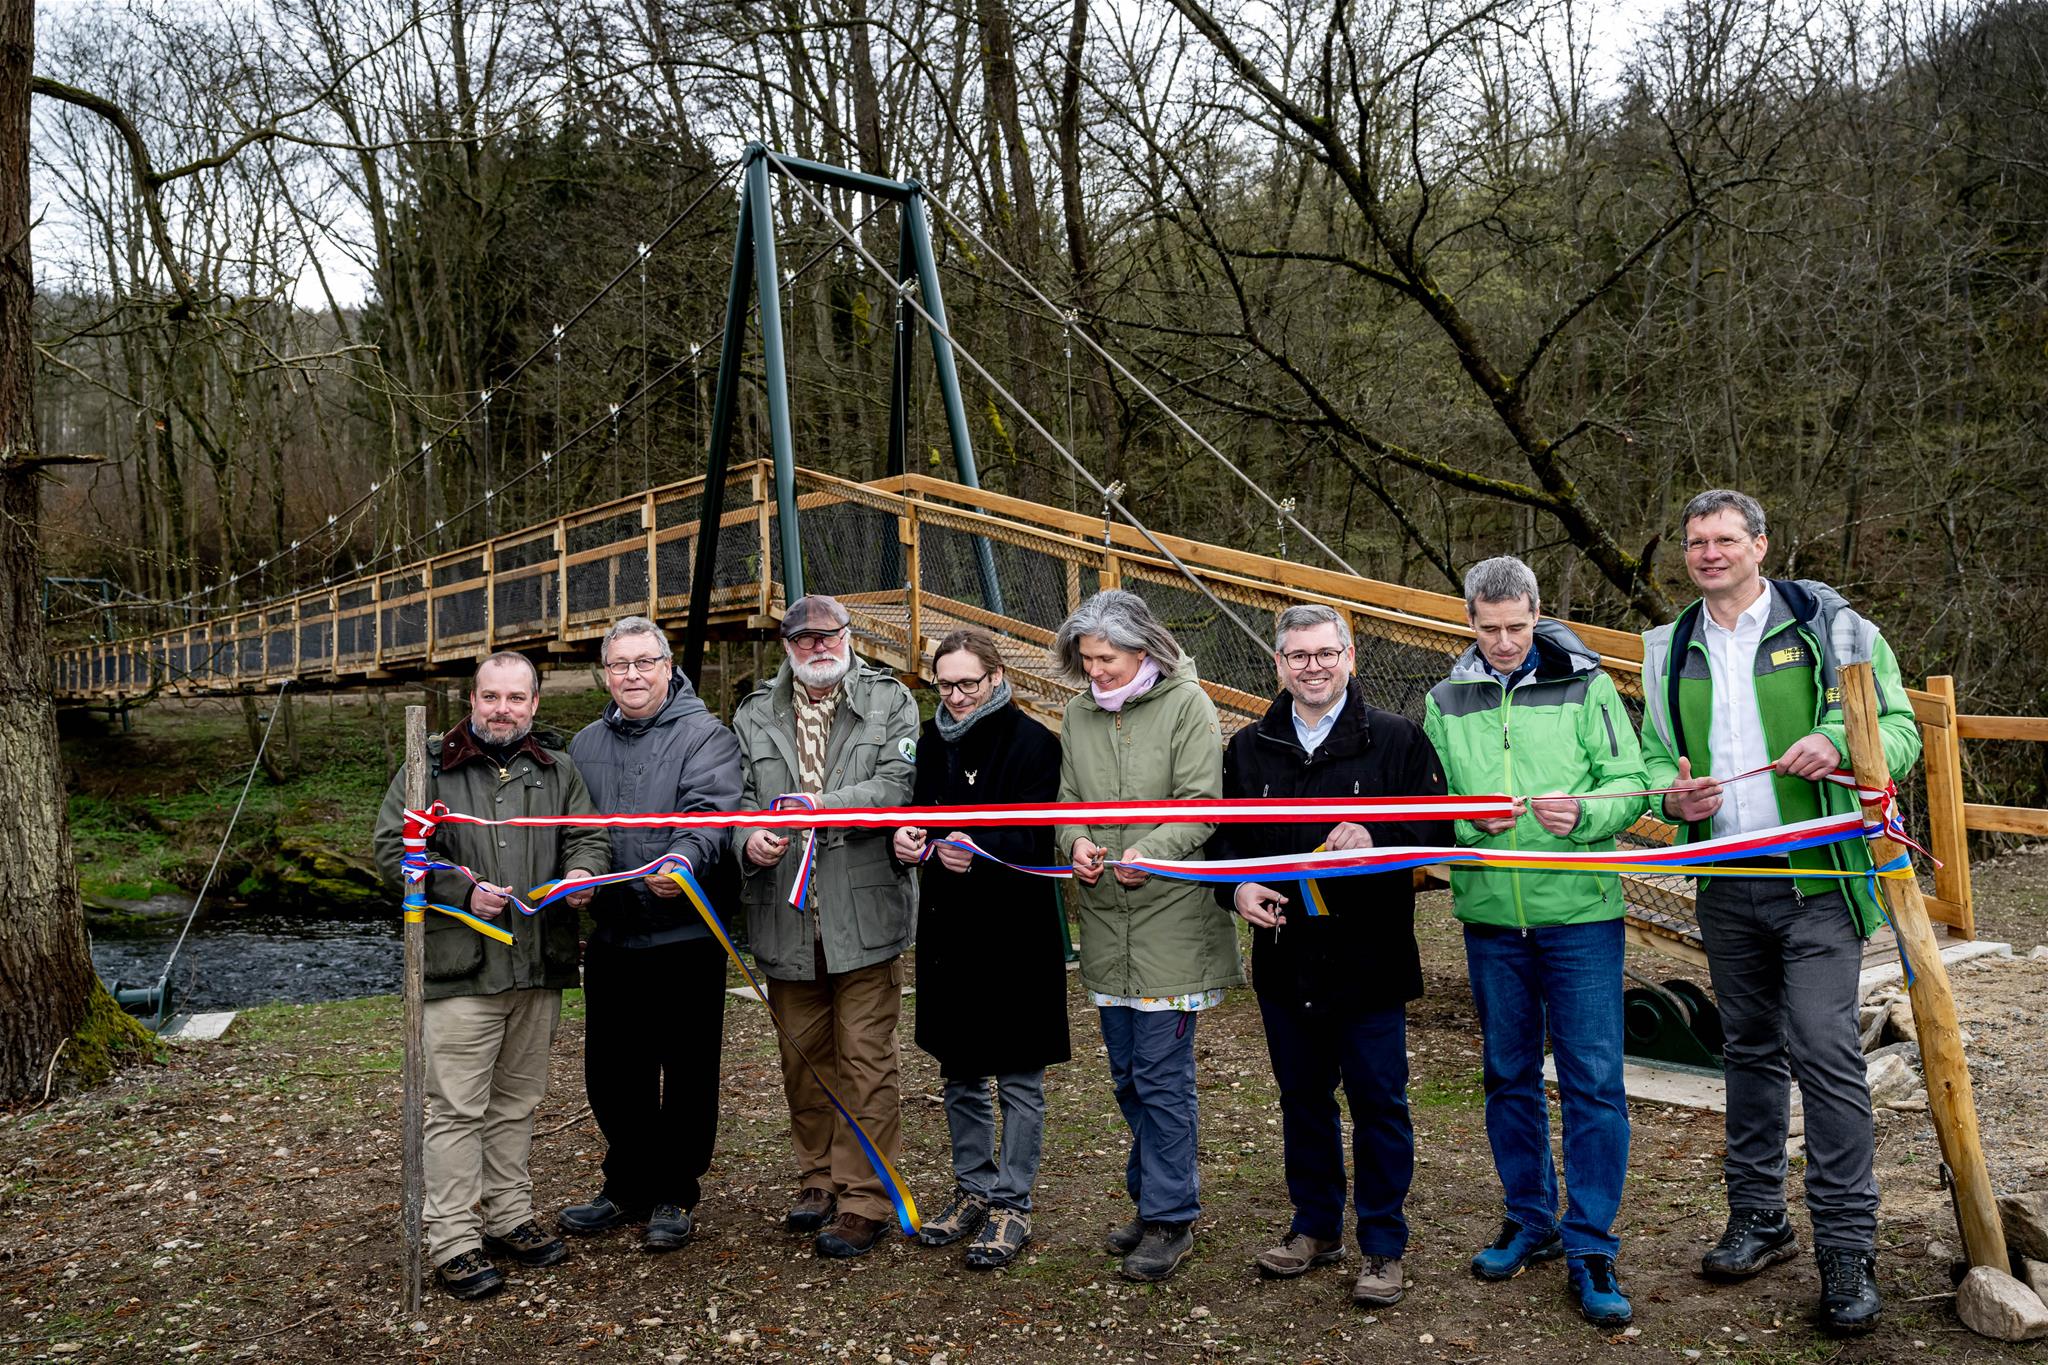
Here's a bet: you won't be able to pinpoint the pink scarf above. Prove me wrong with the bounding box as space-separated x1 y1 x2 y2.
1091 656 1161 712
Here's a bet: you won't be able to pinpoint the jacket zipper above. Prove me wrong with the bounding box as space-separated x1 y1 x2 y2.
1601 703 1619 759
1499 679 1527 936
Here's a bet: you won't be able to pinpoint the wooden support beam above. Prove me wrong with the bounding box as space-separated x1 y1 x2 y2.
1922 676 1973 938
400 706 428 1313
1963 803 2048 837
1840 661 2006 1274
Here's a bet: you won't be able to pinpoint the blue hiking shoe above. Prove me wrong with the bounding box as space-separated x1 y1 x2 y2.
1568 1253 1633 1329
1470 1217 1564 1281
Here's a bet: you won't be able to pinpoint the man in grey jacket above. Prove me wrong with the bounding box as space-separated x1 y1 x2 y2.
557 617 744 1253
732 595 919 1259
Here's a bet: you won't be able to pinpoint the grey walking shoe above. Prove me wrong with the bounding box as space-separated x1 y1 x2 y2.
1352 1253 1407 1306
1255 1231 1345 1279
964 1208 1032 1270
916 1190 990 1247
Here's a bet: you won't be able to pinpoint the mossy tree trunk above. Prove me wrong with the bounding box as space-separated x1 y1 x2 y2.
0 0 105 1099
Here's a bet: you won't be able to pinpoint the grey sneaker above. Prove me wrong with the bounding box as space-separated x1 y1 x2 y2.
964 1208 1032 1270
1255 1231 1344 1279
1352 1253 1407 1306
916 1190 990 1247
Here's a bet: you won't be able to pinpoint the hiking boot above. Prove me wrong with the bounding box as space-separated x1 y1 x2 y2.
481 1220 569 1268
1103 1215 1145 1256
1470 1216 1564 1281
1351 1253 1406 1306
964 1208 1032 1270
1120 1221 1195 1282
815 1211 888 1259
916 1190 990 1248
1568 1254 1633 1328
1815 1247 1881 1336
786 1187 837 1235
1700 1208 1797 1281
1255 1231 1345 1279
435 1249 505 1301
643 1203 693 1253
557 1193 646 1236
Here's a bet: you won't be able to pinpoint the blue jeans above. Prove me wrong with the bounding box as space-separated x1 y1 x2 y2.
1258 997 1412 1256
1099 1006 1201 1225
1464 920 1630 1260
942 1071 1047 1212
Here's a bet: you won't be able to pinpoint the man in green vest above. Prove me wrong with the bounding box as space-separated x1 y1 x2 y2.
1643 489 1920 1337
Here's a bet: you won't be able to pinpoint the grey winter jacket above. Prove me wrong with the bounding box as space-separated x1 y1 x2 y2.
569 672 745 948
730 655 919 981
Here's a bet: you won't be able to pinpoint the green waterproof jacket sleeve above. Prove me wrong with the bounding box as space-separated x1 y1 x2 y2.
371 763 469 910
1124 691 1222 863
1813 629 1922 777
1565 673 1649 844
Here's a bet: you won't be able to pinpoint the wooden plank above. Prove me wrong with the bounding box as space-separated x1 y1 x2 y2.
1922 676 1973 939
1842 661 2006 1274
1964 803 2048 837
1624 923 1711 970
400 706 428 1313
1957 713 2048 742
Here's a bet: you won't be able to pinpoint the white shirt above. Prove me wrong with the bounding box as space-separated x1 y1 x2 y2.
1699 585 1781 838
1292 689 1346 756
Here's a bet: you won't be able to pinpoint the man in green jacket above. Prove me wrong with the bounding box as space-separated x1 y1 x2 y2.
1643 489 1919 1335
731 595 919 1260
1422 557 1646 1331
372 651 609 1301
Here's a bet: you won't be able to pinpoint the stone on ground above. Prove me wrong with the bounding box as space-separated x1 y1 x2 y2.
2001 1190 2048 1264
1954 1266 2048 1342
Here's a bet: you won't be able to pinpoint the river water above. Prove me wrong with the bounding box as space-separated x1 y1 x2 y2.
89 900 399 1011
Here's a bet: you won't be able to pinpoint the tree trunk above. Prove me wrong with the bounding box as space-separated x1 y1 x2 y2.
0 0 100 1098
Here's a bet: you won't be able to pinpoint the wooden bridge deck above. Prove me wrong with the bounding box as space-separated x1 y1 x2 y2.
50 461 1985 960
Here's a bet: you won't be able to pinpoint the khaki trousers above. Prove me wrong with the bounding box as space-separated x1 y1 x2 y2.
766 947 904 1222
423 988 562 1263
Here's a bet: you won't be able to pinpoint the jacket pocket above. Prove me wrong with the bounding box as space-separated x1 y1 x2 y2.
424 914 485 982
848 863 912 950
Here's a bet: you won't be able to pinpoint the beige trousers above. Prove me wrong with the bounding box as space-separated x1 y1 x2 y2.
766 947 905 1222
423 988 562 1263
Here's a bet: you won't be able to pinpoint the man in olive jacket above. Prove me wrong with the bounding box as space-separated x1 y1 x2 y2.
730 595 919 1260
372 652 610 1301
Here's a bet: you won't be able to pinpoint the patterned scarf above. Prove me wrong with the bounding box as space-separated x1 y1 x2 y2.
791 680 840 796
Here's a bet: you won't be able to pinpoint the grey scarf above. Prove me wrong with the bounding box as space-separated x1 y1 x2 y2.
934 678 1014 743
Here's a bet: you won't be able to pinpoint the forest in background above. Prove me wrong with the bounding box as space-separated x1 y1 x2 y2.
27 0 2048 806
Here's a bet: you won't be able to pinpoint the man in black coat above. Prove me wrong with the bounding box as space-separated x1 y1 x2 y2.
1209 604 1450 1308
556 616 744 1252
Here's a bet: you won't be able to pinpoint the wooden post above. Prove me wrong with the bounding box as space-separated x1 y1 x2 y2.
902 497 921 661
1839 661 2007 1274
1922 675 1974 939
401 705 429 1312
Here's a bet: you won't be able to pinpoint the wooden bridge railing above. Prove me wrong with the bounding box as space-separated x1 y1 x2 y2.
51 461 2043 946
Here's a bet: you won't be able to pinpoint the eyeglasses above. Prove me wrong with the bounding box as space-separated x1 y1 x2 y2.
935 673 991 698
1683 535 1754 555
603 656 668 677
788 628 847 652
1279 647 1348 671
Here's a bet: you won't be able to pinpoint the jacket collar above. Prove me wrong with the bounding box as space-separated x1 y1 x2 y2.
440 719 556 772
1073 653 1200 714
1254 677 1372 756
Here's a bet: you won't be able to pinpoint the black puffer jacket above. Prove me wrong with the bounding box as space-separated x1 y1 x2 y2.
1207 679 1451 1013
569 673 745 948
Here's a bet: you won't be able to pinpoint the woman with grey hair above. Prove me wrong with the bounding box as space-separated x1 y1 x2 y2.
1051 589 1239 1283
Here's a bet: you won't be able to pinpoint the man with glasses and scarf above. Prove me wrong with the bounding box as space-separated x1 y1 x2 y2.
557 616 744 1252
731 595 920 1259
1210 604 1449 1309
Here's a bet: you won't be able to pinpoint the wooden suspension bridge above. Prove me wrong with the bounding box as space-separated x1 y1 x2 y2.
50 455 2039 966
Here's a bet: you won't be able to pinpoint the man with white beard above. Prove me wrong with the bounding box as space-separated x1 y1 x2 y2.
730 595 920 1259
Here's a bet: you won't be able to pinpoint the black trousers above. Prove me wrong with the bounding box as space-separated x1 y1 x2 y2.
583 933 730 1210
